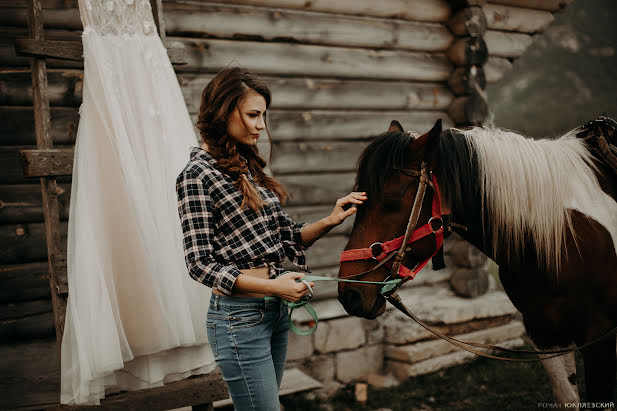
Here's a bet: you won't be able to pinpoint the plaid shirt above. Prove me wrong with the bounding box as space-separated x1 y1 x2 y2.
176 147 308 295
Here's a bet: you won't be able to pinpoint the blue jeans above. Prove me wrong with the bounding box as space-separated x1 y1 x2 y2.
206 294 289 411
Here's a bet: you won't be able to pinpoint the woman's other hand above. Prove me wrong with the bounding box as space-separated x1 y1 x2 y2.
272 272 314 302
327 192 367 226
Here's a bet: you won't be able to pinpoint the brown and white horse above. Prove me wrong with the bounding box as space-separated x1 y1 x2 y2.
338 118 617 404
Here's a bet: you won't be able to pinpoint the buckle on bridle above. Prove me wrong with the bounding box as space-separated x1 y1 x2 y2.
428 217 443 232
369 242 383 260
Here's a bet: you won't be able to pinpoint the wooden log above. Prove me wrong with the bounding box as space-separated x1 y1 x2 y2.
0 26 83 68
484 55 512 83
448 92 488 125
304 234 349 269
450 268 489 298
484 4 553 34
486 0 573 12
0 261 51 303
1 145 72 184
285 205 354 235
2 71 454 111
171 37 452 81
280 172 355 206
0 183 71 224
1 106 78 146
202 0 452 22
484 29 533 58
448 65 486 95
272 141 368 174
164 3 453 52
445 36 488 66
448 6 487 36
0 221 68 265
0 338 60 409
0 6 81 30
20 148 74 177
0 311 56 341
448 0 487 11
0 298 52 321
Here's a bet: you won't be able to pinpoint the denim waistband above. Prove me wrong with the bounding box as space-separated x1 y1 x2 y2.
209 294 281 310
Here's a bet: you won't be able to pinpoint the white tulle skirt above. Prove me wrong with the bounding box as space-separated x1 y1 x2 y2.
61 30 215 405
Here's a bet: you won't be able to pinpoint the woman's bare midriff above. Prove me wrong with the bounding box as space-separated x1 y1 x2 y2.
213 266 271 298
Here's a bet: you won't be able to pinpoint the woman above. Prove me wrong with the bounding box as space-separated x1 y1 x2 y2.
176 67 366 410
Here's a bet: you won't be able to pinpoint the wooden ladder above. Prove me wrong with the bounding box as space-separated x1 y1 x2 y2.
15 1 228 409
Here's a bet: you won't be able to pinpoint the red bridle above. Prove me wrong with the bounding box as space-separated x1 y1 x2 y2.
339 162 444 281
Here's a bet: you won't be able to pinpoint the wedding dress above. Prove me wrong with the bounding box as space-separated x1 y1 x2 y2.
61 0 215 404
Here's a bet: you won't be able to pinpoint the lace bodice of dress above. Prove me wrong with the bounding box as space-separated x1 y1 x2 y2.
78 0 157 36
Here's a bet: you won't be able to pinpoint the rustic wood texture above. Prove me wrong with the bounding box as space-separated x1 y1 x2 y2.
1 311 56 341
448 65 486 95
446 36 488 66
284 205 354 235
20 148 74 177
151 0 166 42
449 0 487 11
1 106 80 146
450 268 489 298
484 29 533 58
486 0 572 12
484 3 554 33
448 92 489 125
2 71 454 111
0 6 81 30
1 298 52 321
164 3 453 52
0 261 51 303
201 0 452 22
0 183 70 224
280 173 355 206
448 6 487 36
15 38 84 61
171 37 452 81
272 141 368 174
1 26 83 68
484 55 513 83
0 221 68 264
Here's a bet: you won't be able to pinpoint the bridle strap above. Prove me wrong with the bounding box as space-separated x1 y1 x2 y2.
391 162 429 277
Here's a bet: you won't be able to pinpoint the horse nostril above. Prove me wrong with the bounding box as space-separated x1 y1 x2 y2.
339 288 363 315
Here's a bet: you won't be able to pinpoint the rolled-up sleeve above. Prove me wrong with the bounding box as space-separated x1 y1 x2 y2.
176 171 242 295
277 207 309 271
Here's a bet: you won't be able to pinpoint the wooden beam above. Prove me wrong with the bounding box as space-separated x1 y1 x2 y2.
486 0 573 12
170 37 452 81
484 4 554 34
280 173 355 206
284 205 354 235
485 29 533 58
448 92 488 125
0 221 68 265
19 148 74 177
0 298 52 321
0 311 56 341
200 0 452 22
485 55 513 83
1 106 78 146
164 3 453 52
272 141 367 174
446 35 488 66
448 6 487 36
448 65 486 95
0 183 71 224
0 261 51 303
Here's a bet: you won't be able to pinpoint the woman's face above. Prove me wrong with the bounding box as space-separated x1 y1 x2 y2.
226 89 267 146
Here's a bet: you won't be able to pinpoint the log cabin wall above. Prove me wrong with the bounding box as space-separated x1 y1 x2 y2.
0 0 570 407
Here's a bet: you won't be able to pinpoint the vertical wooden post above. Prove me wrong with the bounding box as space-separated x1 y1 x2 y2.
150 0 166 42
27 0 67 352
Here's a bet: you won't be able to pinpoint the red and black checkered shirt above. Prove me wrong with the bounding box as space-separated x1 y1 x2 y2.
176 147 308 295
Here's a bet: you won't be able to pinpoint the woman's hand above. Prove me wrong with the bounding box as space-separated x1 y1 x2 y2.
327 192 367 226
271 272 314 302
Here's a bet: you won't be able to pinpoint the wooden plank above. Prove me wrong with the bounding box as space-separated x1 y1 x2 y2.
4 107 452 145
0 261 51 303
164 3 453 52
20 148 74 177
0 338 60 409
305 234 349 270
1 145 72 184
0 298 52 321
280 173 355 206
484 4 553 34
486 0 573 12
448 65 486 95
448 6 487 36
0 6 81 30
0 221 68 265
446 36 488 66
284 205 355 235
0 183 71 224
484 29 534 58
266 110 453 141
0 311 56 341
202 0 452 22
0 70 83 107
170 37 452 81
0 26 83 68
485 55 512 83
272 141 368 174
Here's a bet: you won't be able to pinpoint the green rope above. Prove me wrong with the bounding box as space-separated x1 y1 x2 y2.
275 275 403 336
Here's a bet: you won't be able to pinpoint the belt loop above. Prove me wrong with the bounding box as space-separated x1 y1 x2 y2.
214 295 220 311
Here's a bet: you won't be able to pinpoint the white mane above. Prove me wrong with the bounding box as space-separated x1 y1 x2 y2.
457 125 617 274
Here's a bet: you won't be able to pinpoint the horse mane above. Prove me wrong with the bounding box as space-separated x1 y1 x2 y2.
437 124 601 273
354 131 416 205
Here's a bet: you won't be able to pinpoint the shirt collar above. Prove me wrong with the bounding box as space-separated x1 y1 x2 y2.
190 147 218 168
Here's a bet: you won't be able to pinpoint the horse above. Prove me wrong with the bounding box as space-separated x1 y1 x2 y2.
337 117 617 405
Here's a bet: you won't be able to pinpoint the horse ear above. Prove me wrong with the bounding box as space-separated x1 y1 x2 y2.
388 120 404 132
410 119 442 159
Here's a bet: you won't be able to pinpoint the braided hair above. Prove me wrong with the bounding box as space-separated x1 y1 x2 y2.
196 67 289 210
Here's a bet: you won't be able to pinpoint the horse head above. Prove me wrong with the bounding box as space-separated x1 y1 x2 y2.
338 119 444 319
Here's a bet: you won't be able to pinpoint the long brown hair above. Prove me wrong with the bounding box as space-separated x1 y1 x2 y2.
197 67 289 210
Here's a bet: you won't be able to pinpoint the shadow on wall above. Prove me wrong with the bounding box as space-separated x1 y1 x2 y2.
486 0 617 139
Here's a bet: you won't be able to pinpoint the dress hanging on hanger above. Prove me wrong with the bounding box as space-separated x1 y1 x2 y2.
61 0 215 404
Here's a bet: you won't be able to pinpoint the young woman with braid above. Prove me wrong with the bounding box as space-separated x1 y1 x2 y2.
176 67 366 410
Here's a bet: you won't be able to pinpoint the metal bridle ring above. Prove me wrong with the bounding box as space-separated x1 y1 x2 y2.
428 217 443 233
369 242 383 260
